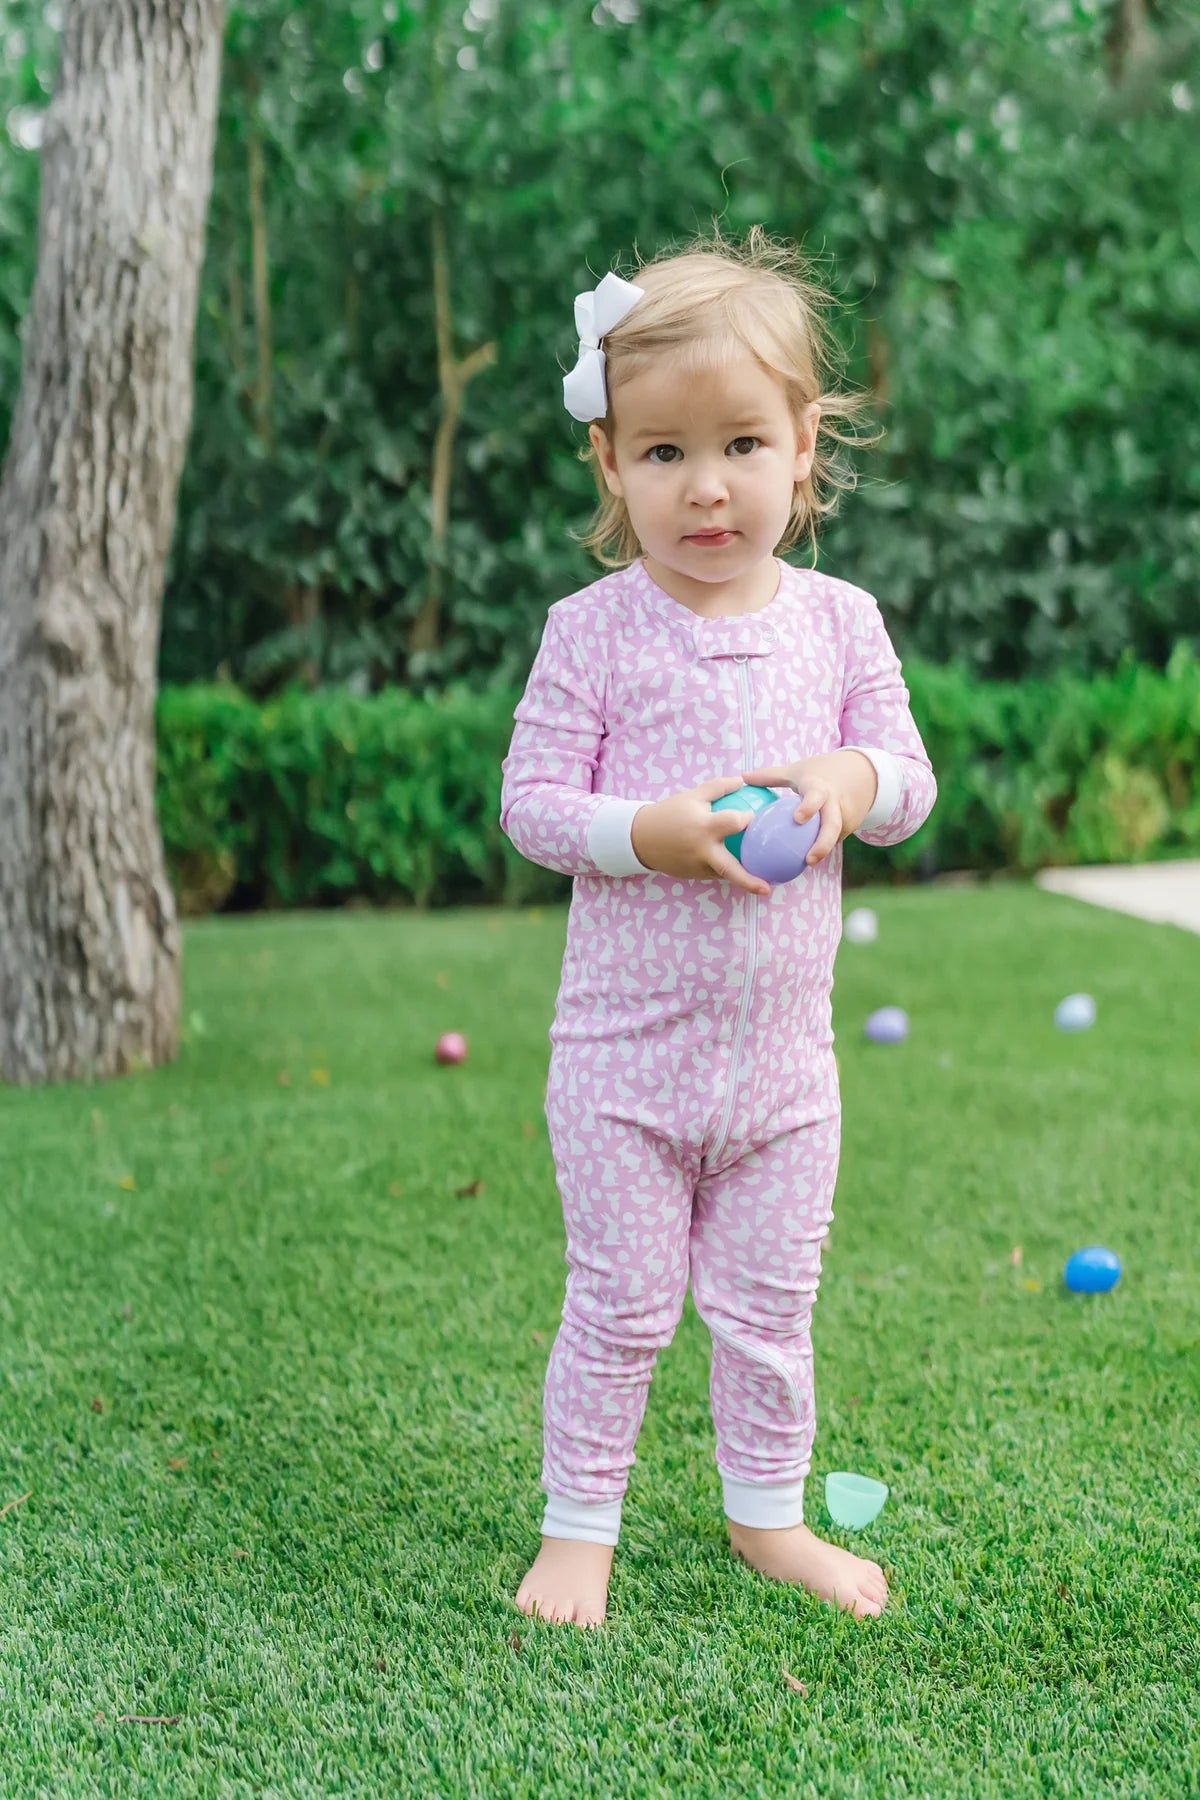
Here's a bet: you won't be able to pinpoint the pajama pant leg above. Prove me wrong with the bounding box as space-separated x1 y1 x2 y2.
539 1098 698 1547
689 1110 841 1530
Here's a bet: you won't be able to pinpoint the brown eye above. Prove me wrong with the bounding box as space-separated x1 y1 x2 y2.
647 444 682 465
728 437 760 457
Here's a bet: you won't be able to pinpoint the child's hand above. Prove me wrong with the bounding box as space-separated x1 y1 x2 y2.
631 777 773 897
740 752 879 868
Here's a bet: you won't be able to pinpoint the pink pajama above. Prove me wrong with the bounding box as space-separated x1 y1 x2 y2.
500 559 936 1546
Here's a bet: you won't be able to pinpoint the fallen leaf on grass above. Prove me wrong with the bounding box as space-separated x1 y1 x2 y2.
388 1183 403 1198
277 1071 292 1086
521 1122 537 1139
783 1670 809 1695
232 1549 251 1558
1020 1278 1043 1293
531 1330 546 1345
118 1175 136 1191
456 1179 485 1198
311 1068 330 1086
116 1714 181 1726
211 1160 229 1175
168 1458 189 1471
846 1395 861 1408
91 1398 104 1413
435 973 449 989
1010 1245 1024 1267
509 1631 523 1652
0 1492 31 1520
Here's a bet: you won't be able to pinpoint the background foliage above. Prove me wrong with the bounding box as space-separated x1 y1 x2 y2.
2 0 1198 693
156 647 1200 915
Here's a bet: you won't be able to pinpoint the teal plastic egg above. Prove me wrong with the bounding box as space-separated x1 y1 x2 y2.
825 1471 889 1530
711 785 777 859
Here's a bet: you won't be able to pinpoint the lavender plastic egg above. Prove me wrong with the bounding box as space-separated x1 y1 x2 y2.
740 798 822 885
865 1006 909 1044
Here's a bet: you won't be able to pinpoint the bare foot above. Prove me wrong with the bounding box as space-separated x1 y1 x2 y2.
514 1537 614 1629
728 1519 888 1619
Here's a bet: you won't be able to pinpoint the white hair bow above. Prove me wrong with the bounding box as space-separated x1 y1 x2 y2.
562 271 645 422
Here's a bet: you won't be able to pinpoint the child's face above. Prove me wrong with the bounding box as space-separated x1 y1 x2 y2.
589 355 819 594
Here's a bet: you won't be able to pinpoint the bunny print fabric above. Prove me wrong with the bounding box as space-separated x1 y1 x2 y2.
500 557 936 1544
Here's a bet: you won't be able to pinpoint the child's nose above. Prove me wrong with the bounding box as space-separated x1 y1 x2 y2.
686 461 730 505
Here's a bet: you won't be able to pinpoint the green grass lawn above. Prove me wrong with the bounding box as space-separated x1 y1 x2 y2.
1 883 1198 1798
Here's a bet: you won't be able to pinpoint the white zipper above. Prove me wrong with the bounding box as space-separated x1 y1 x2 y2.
710 655 760 1161
706 1314 806 1423
705 653 805 1423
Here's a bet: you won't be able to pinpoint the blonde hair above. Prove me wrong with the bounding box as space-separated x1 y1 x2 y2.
572 225 881 567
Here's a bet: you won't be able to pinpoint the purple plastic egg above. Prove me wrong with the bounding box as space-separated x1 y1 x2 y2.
864 1006 909 1044
740 799 822 885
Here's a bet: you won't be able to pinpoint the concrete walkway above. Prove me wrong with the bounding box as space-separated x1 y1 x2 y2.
1035 860 1200 935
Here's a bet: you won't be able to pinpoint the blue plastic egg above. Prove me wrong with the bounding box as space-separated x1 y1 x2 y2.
865 1006 909 1044
1064 1246 1122 1294
843 907 879 944
1055 993 1097 1032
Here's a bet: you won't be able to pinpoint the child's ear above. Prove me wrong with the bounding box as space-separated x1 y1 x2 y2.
793 403 821 484
589 423 624 498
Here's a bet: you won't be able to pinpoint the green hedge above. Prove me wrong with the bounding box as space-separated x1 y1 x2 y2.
157 647 1200 916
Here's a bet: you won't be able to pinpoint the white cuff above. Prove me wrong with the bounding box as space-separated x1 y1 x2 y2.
542 1491 623 1546
585 797 653 876
722 1473 806 1530
842 745 904 833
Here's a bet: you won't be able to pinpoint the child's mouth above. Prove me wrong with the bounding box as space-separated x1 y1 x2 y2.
686 530 736 545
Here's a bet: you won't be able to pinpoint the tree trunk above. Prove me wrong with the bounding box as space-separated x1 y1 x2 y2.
1105 0 1151 84
407 205 495 665
0 0 227 1086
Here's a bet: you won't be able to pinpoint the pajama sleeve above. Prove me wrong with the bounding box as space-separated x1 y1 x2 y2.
838 589 937 847
500 609 655 878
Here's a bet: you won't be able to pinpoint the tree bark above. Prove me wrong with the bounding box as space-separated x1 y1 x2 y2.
245 97 272 448
0 0 227 1086
1105 0 1151 84
407 206 495 664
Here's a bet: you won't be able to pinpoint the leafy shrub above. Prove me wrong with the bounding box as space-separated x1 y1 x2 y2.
158 646 1200 914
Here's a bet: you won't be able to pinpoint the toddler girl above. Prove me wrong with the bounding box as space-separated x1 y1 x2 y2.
500 229 936 1628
